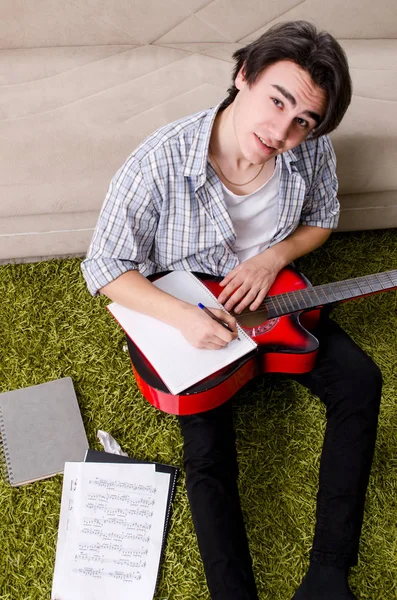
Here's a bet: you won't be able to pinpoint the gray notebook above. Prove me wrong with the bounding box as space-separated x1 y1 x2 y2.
0 378 88 486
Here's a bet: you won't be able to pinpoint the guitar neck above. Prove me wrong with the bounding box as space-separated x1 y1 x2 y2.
265 270 397 319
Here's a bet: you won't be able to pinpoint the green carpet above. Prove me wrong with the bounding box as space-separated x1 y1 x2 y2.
0 229 396 600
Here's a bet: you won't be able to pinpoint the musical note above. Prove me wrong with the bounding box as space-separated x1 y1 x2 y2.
52 461 171 600
88 478 157 495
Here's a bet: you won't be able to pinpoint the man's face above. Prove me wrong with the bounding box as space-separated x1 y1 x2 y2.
232 60 327 164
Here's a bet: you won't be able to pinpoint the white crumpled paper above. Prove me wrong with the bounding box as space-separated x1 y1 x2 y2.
97 429 128 456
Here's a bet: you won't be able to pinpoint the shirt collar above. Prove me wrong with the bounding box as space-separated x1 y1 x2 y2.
281 148 298 173
183 103 222 185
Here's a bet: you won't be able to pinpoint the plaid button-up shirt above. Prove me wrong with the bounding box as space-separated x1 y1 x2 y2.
81 104 339 296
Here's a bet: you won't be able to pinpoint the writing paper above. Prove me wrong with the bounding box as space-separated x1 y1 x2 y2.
107 271 257 394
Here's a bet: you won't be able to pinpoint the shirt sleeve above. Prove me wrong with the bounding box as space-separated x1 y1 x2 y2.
300 135 340 229
81 156 160 296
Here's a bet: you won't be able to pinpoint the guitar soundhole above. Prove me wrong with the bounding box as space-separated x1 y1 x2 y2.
235 309 279 336
233 311 266 329
234 309 269 329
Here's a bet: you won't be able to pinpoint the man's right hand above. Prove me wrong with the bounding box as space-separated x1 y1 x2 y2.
178 305 238 350
100 270 238 349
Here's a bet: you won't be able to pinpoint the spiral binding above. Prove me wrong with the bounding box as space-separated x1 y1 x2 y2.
0 406 14 485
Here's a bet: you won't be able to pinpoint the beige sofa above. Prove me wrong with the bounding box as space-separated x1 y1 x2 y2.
1 1 396 262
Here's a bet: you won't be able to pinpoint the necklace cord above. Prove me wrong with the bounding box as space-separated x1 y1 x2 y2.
209 150 265 187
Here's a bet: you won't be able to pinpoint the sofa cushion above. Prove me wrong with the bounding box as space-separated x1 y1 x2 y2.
0 24 396 259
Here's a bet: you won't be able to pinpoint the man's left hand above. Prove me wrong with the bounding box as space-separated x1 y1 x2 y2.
217 252 280 314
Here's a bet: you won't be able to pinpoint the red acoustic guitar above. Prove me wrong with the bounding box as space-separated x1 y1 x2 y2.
125 265 397 415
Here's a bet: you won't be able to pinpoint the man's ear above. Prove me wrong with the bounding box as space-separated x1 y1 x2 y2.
235 66 247 90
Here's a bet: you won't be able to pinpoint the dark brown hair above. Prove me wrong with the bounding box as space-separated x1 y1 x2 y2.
220 20 352 138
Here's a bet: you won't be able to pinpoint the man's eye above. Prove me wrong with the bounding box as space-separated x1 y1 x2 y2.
296 117 308 128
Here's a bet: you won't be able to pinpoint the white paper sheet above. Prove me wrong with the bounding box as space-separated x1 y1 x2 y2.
52 462 170 600
108 271 257 394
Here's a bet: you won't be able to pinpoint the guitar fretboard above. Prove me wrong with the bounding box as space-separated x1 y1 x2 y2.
261 270 397 319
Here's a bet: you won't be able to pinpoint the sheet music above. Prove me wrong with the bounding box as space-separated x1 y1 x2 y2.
108 271 257 395
52 462 170 600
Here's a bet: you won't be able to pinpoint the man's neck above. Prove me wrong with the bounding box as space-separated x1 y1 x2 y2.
209 105 276 195
210 105 254 171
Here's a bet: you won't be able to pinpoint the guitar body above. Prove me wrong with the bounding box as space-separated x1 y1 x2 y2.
126 266 322 415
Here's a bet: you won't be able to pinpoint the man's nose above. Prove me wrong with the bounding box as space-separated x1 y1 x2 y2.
269 116 291 143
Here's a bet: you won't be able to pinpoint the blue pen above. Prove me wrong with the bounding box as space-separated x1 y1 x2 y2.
198 303 240 340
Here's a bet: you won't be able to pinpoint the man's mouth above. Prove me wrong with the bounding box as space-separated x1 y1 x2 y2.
255 134 276 150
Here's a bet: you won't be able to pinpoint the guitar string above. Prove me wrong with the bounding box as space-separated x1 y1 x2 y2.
291 273 394 312
299 274 395 307
238 270 397 318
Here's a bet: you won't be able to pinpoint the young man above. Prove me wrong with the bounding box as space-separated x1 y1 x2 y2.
82 21 382 600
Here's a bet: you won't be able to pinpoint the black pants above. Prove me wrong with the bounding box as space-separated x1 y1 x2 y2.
177 317 382 600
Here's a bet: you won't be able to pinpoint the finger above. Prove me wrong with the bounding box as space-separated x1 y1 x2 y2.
218 278 249 306
210 308 237 330
212 315 239 340
212 325 236 344
204 341 227 350
205 329 232 348
219 266 242 287
223 284 254 312
230 288 261 314
196 332 226 349
215 311 238 333
218 274 231 288
200 308 236 340
200 318 235 346
247 287 269 311
217 278 242 304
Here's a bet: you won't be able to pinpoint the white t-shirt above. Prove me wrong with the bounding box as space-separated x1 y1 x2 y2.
221 158 280 263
